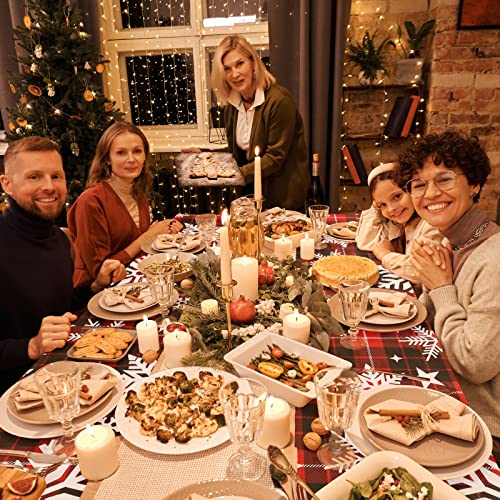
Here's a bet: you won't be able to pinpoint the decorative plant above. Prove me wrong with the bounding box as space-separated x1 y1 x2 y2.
397 19 436 58
346 30 395 84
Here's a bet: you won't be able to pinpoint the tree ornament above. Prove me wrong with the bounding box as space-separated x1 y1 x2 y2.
28 85 42 96
74 66 78 74
20 95 27 104
95 63 105 73
16 117 28 127
84 61 91 70
15 128 23 134
23 15 31 29
70 142 80 156
9 83 16 94
47 84 55 97
88 120 96 129
23 66 31 74
30 63 38 73
104 102 114 112
83 89 94 101
66 16 70 27
34 44 43 58
8 122 16 132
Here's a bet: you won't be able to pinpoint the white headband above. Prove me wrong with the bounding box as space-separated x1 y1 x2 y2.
367 163 396 187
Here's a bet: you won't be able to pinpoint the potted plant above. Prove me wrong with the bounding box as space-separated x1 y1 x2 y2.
346 30 395 86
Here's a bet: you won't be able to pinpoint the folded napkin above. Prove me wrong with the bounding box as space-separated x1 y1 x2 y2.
79 377 116 406
102 285 149 309
364 396 479 446
154 234 200 251
332 227 356 238
102 287 128 307
373 291 407 307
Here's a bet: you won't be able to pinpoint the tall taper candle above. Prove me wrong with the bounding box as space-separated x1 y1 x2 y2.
254 146 262 202
219 224 232 285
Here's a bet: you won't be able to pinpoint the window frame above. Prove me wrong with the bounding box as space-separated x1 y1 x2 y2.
99 1 269 152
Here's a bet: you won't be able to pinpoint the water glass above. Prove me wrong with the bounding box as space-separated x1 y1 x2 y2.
219 378 268 480
143 264 174 328
195 213 217 247
314 366 361 470
35 361 81 456
308 204 330 249
338 280 370 350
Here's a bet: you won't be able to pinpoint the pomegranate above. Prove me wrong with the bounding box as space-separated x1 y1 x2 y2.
229 295 256 324
166 322 187 332
258 261 276 286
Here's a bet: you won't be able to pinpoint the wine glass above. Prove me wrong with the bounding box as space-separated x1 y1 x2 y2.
34 361 81 456
219 378 268 480
308 204 329 250
142 264 175 329
195 213 217 247
338 279 370 350
313 366 361 470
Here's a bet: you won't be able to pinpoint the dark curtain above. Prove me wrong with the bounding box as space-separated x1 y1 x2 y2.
0 0 101 129
268 0 351 210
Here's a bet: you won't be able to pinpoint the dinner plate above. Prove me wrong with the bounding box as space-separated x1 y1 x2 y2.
87 289 178 321
328 289 427 332
98 284 156 313
0 366 124 439
326 222 358 241
358 386 485 467
7 363 118 425
316 451 466 499
163 479 283 500
137 252 197 282
115 367 238 455
142 237 206 255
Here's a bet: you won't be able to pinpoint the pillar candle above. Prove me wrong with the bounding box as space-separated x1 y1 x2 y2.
279 302 295 320
75 424 119 481
256 397 291 449
274 235 293 260
201 299 219 315
231 256 258 301
164 329 192 368
300 233 315 260
254 146 262 202
283 309 311 344
219 225 232 285
136 315 159 354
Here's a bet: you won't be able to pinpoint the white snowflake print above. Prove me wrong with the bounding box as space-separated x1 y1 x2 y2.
400 324 443 361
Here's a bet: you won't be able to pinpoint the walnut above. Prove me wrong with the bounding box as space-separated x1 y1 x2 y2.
311 417 329 436
180 278 194 289
303 432 321 451
142 349 159 364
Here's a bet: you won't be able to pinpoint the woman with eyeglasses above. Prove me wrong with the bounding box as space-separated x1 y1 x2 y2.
395 130 500 460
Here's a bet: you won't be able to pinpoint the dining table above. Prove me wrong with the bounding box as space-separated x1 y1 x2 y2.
0 212 499 499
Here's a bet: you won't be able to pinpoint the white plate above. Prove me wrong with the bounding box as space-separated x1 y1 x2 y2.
316 451 466 499
98 284 156 313
115 367 238 455
363 290 417 326
346 386 493 480
0 365 124 439
163 480 283 500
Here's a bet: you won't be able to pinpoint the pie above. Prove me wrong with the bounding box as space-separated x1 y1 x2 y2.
312 255 379 287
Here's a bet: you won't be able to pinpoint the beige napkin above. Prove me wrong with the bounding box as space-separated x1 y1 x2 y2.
154 234 200 251
102 287 128 306
102 286 150 310
364 396 479 446
373 291 407 306
79 377 117 406
332 227 356 238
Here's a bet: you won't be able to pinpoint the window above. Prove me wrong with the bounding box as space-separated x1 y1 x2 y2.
99 0 269 151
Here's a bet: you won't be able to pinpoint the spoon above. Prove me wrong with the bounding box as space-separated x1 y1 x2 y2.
270 464 294 500
268 445 320 500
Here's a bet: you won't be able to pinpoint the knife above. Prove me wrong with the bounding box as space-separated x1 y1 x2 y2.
0 449 68 464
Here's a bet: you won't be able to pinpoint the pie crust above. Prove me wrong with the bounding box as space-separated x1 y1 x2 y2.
312 255 379 287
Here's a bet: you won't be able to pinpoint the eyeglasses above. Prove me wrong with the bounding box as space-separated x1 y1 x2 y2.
404 171 463 198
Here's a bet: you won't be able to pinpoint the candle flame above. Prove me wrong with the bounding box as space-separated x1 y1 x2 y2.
221 209 229 226
142 314 148 322
293 309 299 321
281 235 285 242
305 233 309 240
255 146 260 156
86 424 95 437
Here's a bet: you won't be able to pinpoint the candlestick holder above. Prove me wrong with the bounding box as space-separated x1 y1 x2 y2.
217 279 237 351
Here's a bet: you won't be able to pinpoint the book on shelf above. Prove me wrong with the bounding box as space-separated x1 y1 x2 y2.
383 96 413 138
400 95 420 137
342 144 368 185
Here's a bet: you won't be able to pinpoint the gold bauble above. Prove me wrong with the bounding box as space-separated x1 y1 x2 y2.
95 63 105 73
16 117 28 127
8 122 16 132
28 85 42 96
23 15 31 29
9 83 16 94
104 102 114 112
83 89 94 101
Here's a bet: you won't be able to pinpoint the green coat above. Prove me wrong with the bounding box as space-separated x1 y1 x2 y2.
225 83 310 211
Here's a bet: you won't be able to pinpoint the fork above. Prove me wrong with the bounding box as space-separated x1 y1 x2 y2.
1 460 69 477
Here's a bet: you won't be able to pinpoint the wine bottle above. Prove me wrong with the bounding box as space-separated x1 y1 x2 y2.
305 153 324 213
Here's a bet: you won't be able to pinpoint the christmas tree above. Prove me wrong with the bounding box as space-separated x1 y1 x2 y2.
5 0 123 203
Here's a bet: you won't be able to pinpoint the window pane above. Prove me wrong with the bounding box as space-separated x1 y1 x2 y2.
125 53 197 126
205 0 268 23
120 0 191 28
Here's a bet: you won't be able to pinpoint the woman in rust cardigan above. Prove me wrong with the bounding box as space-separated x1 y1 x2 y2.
67 122 182 286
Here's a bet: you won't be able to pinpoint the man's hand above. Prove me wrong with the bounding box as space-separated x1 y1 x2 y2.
411 240 453 290
28 312 76 360
372 239 394 261
91 259 126 293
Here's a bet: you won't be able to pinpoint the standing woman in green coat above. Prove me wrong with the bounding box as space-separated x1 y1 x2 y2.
211 34 310 211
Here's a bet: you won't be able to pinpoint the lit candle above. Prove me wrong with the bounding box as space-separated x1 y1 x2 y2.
274 235 293 260
279 302 295 320
300 233 315 260
254 146 262 202
256 396 291 449
75 424 119 481
201 299 219 315
136 315 159 354
285 275 294 288
282 309 311 344
231 256 259 301
211 243 221 256
219 211 232 285
164 329 192 368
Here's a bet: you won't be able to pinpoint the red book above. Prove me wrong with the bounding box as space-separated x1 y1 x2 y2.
400 95 420 137
342 145 361 184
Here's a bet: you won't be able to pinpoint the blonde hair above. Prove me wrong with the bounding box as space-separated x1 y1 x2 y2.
4 137 60 174
211 34 276 104
86 122 153 197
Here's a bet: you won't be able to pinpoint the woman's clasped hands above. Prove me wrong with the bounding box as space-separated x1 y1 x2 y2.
411 239 453 290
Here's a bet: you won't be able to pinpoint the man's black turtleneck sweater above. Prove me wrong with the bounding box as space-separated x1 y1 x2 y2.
0 199 90 394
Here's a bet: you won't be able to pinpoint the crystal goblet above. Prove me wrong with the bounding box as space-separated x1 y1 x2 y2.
314 366 361 470
338 279 369 350
34 361 81 456
142 264 174 329
195 213 217 247
219 378 268 480
308 204 330 250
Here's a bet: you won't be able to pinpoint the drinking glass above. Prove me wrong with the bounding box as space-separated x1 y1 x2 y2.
219 378 268 480
314 366 361 470
35 361 81 456
228 196 263 259
195 213 217 247
142 264 175 328
338 280 370 350
308 204 329 249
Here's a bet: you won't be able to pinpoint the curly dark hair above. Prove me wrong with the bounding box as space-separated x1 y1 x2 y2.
394 131 491 202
